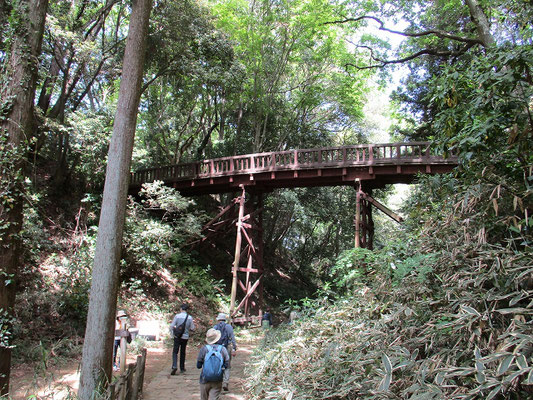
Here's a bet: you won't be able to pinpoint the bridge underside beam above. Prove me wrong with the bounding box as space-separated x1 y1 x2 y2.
131 163 456 196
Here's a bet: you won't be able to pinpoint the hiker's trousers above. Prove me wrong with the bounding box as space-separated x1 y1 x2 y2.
200 381 222 400
172 337 188 371
223 343 233 384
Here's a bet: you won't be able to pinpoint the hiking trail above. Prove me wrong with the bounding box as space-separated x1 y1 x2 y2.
143 338 254 400
8 334 255 399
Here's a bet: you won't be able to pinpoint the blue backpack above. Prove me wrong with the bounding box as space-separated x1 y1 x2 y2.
202 345 224 382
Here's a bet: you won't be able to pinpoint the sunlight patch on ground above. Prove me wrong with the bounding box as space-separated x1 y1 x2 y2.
33 370 80 400
147 346 167 354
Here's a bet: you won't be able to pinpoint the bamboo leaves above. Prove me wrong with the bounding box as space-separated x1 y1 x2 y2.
474 347 486 384
378 353 393 391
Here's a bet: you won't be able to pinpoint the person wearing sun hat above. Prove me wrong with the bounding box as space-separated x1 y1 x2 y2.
212 313 237 391
113 310 128 371
197 328 230 399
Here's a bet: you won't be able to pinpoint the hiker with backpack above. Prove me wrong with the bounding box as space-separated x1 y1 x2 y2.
197 328 230 400
169 303 195 375
213 313 237 391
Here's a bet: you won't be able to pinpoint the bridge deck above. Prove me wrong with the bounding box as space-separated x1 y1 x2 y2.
130 142 458 195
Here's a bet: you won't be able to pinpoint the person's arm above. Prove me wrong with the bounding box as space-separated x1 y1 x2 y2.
197 346 206 369
169 315 178 334
189 318 196 331
229 326 237 351
221 346 230 368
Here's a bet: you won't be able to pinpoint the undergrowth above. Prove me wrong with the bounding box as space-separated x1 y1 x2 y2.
12 181 222 366
245 175 533 399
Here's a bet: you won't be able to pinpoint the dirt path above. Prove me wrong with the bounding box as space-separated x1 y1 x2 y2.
8 334 256 399
143 338 254 400
9 347 165 399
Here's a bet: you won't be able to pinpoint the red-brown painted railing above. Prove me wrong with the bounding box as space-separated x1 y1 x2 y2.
131 142 455 186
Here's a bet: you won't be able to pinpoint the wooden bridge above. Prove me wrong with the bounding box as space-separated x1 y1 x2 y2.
130 142 458 195
129 142 458 324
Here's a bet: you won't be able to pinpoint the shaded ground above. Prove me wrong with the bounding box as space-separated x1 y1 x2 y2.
8 334 255 399
9 344 169 399
9 356 82 399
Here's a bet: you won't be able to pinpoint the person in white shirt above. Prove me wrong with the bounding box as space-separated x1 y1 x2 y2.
169 303 195 375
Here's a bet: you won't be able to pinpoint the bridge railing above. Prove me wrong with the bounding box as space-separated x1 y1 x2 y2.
131 142 453 185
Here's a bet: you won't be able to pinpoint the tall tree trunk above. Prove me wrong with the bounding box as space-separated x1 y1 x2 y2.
77 0 152 398
464 0 495 47
0 0 10 50
0 0 48 395
37 39 63 114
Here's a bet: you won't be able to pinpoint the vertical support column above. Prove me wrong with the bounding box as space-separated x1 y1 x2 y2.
229 186 246 318
354 180 361 248
119 317 127 374
360 195 374 250
229 189 265 325
257 193 264 319
354 182 374 250
365 189 374 250
355 192 361 248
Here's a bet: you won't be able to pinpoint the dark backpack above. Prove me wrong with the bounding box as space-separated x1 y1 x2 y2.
214 322 229 347
202 345 224 382
172 314 189 339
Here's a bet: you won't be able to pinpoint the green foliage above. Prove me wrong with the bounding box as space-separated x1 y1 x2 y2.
330 247 379 290
0 130 25 236
178 264 225 302
0 308 15 349
429 46 533 174
247 198 533 399
124 183 201 273
391 252 436 283
54 239 95 329
123 182 224 306
135 0 244 166
207 0 373 154
68 111 113 191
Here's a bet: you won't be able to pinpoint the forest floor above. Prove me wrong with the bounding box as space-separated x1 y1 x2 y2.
9 333 255 399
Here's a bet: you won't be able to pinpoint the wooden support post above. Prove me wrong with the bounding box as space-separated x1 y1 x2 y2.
229 186 246 318
257 193 264 320
118 375 126 400
119 319 127 374
355 180 361 248
361 196 374 250
125 364 134 400
108 383 116 400
131 351 145 400
138 348 146 396
354 182 376 250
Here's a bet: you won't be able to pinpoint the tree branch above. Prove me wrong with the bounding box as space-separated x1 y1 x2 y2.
325 15 484 45
347 42 478 70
